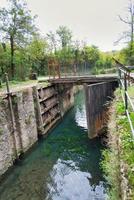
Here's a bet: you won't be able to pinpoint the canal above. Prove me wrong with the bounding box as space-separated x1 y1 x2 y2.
0 91 107 200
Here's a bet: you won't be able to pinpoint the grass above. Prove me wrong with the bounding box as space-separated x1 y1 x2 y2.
0 79 37 91
102 89 134 200
128 86 134 98
0 78 49 95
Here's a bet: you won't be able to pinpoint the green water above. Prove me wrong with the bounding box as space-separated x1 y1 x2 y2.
0 91 107 200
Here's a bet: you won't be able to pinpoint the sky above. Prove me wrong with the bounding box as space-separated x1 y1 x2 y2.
0 0 131 51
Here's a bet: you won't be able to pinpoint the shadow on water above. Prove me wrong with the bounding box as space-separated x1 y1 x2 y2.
0 90 107 200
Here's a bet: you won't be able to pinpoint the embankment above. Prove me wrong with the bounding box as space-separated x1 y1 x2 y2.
0 83 80 178
102 90 134 200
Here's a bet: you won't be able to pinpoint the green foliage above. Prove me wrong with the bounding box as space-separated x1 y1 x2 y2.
0 1 117 83
0 44 11 79
83 45 100 68
0 0 115 83
56 26 72 48
101 149 121 200
91 67 99 75
0 0 37 79
27 36 48 75
115 1 134 65
0 0 37 45
119 125 134 198
46 31 57 53
102 90 134 199
115 42 134 65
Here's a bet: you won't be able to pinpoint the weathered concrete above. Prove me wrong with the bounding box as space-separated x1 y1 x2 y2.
56 84 74 117
0 100 14 176
84 81 117 139
0 83 78 177
13 89 38 153
0 88 38 176
0 78 116 177
56 84 82 117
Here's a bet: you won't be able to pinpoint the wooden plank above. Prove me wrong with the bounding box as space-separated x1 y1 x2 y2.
49 75 118 84
43 113 60 127
41 102 59 115
84 82 115 139
39 92 58 103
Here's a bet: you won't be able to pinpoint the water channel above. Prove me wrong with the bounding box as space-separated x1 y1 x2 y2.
0 91 107 200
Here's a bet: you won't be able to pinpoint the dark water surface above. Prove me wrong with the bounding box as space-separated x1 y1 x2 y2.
0 91 107 200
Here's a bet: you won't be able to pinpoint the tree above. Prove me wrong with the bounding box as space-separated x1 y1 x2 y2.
83 45 100 68
118 0 134 64
46 31 57 53
0 0 37 78
27 36 48 75
56 26 72 48
0 43 10 80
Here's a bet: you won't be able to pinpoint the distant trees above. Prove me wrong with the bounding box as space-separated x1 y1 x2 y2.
0 0 37 78
45 28 114 76
46 31 57 53
0 1 113 81
27 36 48 75
117 1 134 64
83 45 100 68
56 26 72 48
46 26 74 71
0 43 10 80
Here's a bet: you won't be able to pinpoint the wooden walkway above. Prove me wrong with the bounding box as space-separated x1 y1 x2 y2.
49 75 118 84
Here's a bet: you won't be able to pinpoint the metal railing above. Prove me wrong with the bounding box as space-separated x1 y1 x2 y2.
114 58 134 138
47 59 95 80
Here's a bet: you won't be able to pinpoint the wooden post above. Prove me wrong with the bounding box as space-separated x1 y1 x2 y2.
5 73 18 159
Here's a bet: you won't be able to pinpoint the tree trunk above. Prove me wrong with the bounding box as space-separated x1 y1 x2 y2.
10 36 15 79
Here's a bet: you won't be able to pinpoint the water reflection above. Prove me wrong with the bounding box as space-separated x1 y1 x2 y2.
46 159 106 200
0 91 107 200
46 91 107 200
75 104 87 130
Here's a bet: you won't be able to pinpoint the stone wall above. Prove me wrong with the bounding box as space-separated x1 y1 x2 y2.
0 88 38 176
0 99 14 176
0 83 77 177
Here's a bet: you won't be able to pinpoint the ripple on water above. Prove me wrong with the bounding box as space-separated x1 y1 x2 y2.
0 91 107 200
